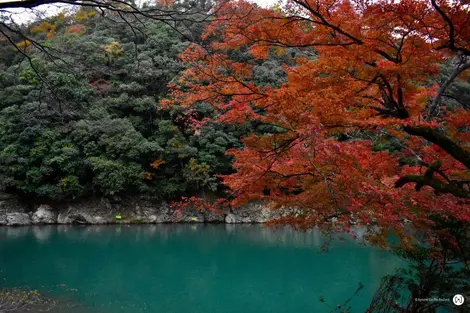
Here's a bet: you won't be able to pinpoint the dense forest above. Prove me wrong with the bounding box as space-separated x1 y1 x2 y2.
0 0 470 311
0 5 240 202
0 3 308 205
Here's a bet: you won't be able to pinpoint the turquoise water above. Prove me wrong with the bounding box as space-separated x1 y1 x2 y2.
0 225 401 313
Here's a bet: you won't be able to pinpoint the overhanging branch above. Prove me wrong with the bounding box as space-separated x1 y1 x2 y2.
395 174 469 198
404 126 470 171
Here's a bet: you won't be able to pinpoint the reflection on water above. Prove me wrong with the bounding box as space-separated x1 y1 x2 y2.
0 225 400 313
0 224 369 247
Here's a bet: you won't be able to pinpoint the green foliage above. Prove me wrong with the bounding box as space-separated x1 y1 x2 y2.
0 10 249 201
87 157 144 195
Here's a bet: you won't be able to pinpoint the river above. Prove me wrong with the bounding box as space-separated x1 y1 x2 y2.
0 224 401 313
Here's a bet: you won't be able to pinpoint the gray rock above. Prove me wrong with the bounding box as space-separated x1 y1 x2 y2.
0 196 302 226
203 209 225 223
177 209 205 223
0 197 27 215
57 212 72 224
0 192 16 201
225 213 239 224
6 212 31 226
123 201 172 223
230 202 271 223
58 211 111 224
57 198 115 224
32 205 58 224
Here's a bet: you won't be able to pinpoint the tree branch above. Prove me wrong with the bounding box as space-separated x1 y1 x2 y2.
428 57 470 119
395 174 469 198
403 126 470 170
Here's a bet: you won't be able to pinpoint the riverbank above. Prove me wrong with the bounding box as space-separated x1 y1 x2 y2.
0 194 297 226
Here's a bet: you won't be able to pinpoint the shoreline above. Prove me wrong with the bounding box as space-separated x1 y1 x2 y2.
0 195 299 227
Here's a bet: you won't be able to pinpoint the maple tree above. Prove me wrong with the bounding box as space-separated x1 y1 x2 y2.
167 0 470 248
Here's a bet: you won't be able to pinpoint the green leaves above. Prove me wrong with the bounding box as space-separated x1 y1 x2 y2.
0 10 245 201
87 157 144 195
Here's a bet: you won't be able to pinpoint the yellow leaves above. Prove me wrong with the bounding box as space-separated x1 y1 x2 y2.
103 41 124 64
272 3 282 12
31 22 56 39
74 8 97 22
54 12 68 26
30 22 51 33
117 3 134 10
16 40 31 51
151 159 165 169
274 46 287 56
103 41 124 56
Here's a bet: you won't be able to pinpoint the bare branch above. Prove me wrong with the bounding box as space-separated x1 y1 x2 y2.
428 56 470 119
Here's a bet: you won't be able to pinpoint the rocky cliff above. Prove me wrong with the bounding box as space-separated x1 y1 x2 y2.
0 194 296 226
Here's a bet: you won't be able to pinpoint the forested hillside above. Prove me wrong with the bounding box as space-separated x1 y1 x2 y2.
0 4 311 204
0 6 243 202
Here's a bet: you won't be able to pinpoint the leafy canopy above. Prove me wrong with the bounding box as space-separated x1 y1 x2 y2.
168 0 470 246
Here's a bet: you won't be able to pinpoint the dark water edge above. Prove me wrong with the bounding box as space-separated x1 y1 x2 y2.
0 224 401 313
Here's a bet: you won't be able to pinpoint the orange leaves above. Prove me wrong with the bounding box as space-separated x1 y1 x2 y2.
66 24 86 35
250 45 271 60
447 109 470 129
151 159 165 169
144 160 165 181
157 0 175 8
178 43 206 63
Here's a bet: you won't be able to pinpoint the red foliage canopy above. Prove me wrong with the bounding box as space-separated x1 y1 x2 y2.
166 0 470 247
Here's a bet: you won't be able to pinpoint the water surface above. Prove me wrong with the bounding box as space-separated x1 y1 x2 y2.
0 224 400 313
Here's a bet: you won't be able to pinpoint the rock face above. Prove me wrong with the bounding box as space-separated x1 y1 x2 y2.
0 194 30 226
225 202 293 223
57 198 114 224
32 205 57 224
225 213 238 224
0 195 299 226
6 213 31 226
203 209 226 223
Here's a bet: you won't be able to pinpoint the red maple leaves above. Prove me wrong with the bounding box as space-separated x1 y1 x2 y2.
167 0 470 247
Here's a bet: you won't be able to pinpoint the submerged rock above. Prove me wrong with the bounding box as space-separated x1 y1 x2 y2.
5 226 30 238
32 226 54 241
